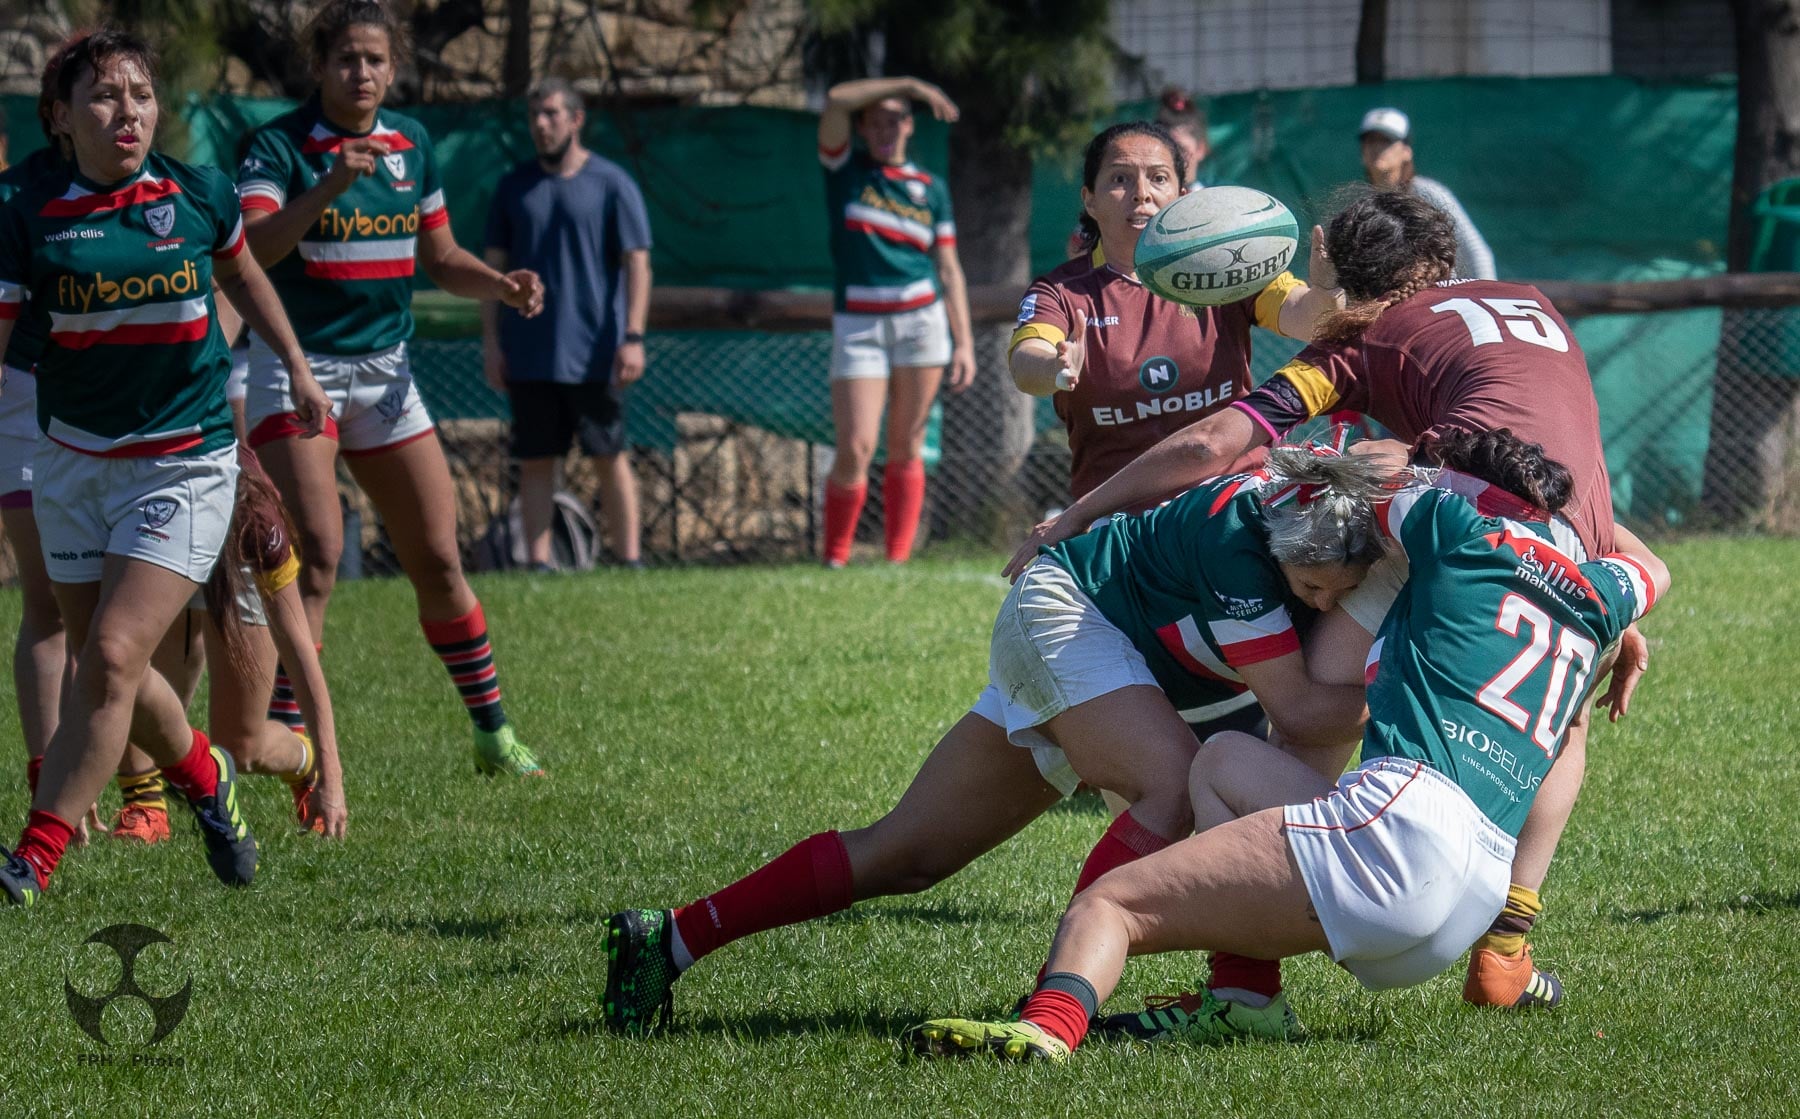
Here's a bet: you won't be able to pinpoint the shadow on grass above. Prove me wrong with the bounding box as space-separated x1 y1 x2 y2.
1612 887 1800 924
542 1005 947 1044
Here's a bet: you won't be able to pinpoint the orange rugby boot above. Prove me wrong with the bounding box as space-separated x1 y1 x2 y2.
110 803 172 845
1464 944 1563 1009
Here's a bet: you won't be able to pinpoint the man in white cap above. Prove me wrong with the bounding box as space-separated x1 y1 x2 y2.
1359 106 1496 280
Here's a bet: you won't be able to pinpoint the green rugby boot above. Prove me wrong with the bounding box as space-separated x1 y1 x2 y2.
909 1017 1071 1063
602 909 680 1034
473 725 545 778
1095 989 1302 1044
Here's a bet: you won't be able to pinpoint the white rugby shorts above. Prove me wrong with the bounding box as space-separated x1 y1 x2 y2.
33 441 239 585
969 558 1160 796
0 365 37 500
1284 757 1516 990
829 301 953 381
246 336 434 454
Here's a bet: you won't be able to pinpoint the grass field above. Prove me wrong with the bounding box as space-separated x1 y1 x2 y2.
2 538 1799 1118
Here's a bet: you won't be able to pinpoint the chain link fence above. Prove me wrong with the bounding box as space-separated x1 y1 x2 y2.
3 303 1799 585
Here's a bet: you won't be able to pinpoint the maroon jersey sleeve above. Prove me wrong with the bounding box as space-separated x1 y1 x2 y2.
1009 268 1079 354
1231 341 1370 442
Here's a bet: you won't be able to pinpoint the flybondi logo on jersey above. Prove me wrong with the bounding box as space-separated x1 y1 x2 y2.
56 261 201 313
318 207 420 241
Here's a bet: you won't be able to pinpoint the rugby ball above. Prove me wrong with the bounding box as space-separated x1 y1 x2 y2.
1135 187 1299 307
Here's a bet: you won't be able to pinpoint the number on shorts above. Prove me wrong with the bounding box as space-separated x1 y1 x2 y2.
1431 297 1570 353
1476 593 1599 757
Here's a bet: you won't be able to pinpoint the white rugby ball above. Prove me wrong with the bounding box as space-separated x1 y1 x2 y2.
1135 187 1299 307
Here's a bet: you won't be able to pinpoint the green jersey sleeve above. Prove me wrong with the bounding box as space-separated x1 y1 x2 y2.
930 176 956 247
1582 554 1658 647
198 165 247 258
237 127 298 215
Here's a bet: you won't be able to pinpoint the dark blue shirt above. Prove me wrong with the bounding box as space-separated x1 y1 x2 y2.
484 153 651 384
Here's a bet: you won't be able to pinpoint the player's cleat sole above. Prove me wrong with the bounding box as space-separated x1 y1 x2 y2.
1464 945 1563 1009
0 847 42 907
908 1018 1070 1063
177 747 258 887
602 909 679 1035
110 803 171 844
473 725 546 778
1094 989 1303 1044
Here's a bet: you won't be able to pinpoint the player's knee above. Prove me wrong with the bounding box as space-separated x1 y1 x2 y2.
845 824 959 897
84 634 148 700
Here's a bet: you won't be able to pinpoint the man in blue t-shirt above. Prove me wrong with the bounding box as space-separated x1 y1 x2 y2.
483 78 653 569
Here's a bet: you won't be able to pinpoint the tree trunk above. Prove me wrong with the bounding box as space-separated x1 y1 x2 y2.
1355 0 1388 84
503 0 535 98
1701 0 1800 524
933 104 1039 543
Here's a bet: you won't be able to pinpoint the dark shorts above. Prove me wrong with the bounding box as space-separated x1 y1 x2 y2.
508 380 629 460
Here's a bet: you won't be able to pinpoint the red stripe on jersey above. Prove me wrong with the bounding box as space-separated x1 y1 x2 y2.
818 141 849 159
1152 621 1250 690
51 316 210 350
39 178 182 218
1208 476 1252 517
843 218 931 252
239 195 281 214
935 234 956 246
1364 659 1380 685
843 291 939 314
300 132 415 155
49 431 204 458
419 207 449 231
881 166 932 183
0 303 17 321
214 229 246 259
303 258 416 281
1220 629 1300 667
1609 553 1659 610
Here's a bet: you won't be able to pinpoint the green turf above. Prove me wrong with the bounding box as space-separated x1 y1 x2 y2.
1 539 1798 1117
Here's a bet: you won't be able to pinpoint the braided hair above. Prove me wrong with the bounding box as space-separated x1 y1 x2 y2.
1312 192 1457 346
1416 428 1574 515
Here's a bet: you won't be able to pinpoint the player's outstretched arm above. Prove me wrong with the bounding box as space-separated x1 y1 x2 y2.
1273 226 1345 342
1002 406 1267 579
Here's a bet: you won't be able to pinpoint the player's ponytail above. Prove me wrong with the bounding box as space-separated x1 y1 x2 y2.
1075 121 1189 256
1311 192 1457 346
1261 447 1402 569
204 447 304 685
1416 428 1574 515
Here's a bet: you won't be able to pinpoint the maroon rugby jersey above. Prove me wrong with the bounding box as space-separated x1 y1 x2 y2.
1235 278 1614 555
1011 247 1299 501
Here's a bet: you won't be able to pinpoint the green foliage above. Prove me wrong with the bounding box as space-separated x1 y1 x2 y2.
808 0 1118 150
0 540 1796 1115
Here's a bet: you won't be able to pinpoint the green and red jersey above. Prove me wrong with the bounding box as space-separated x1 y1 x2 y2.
237 97 448 355
1045 473 1306 712
0 152 241 456
819 143 954 314
0 147 67 373
1363 484 1657 836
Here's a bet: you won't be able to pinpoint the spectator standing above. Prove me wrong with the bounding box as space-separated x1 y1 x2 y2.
484 78 650 570
1359 106 1496 280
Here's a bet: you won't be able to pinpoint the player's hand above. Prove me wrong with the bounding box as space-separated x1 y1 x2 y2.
1003 513 1079 583
911 81 960 123
290 367 333 438
499 270 544 318
948 344 976 392
324 137 389 196
483 347 509 393
73 804 106 846
1308 225 1338 290
306 774 348 839
1054 313 1087 392
1601 622 1650 722
1349 436 1410 473
614 340 646 386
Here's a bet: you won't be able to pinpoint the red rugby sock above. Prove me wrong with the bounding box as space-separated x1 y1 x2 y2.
1020 973 1099 1052
881 460 926 563
672 831 854 964
160 729 218 801
1209 951 1282 998
822 481 866 566
1071 809 1173 897
15 810 74 889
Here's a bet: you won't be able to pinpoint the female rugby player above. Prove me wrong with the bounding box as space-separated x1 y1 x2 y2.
599 447 1400 1034
1006 190 1649 1011
0 28 330 905
236 0 547 777
913 432 1668 1061
816 76 974 566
